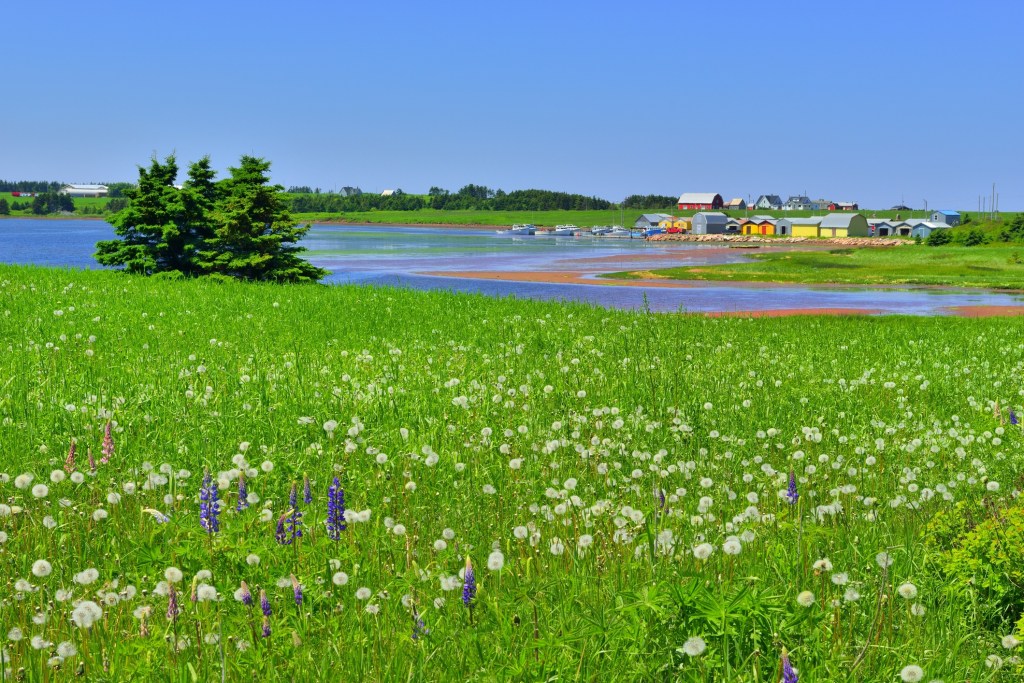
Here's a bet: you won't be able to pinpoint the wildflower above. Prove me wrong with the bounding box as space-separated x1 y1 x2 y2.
411 611 430 641
246 554 261 566
72 600 103 629
796 591 815 607
260 589 271 617
275 514 289 545
1010 409 1018 426
1002 634 1020 649
56 641 76 658
165 567 183 583
722 538 742 556
291 575 303 607
462 557 477 608
326 477 346 541
197 584 218 602
897 583 918 600
277 482 302 544
487 550 505 571
101 422 114 464
786 470 799 505
199 470 220 533
355 587 371 600
261 616 271 638
166 584 179 622
875 551 894 569
236 473 248 512
895 664 925 682
74 568 99 585
781 648 798 683
236 581 253 607
32 560 52 577
332 572 348 586
87 447 96 473
910 603 926 617
64 440 76 473
303 474 312 505
985 654 1003 669
32 484 49 498
142 508 170 523
693 543 714 560
681 636 706 657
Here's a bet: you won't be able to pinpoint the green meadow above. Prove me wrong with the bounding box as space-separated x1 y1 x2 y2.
1 264 1023 680
604 244 1024 290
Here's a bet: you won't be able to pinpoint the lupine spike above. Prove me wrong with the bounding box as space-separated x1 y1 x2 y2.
462 556 476 607
291 574 303 607
326 476 346 541
260 589 272 617
787 470 799 505
1010 409 1018 426
239 580 253 607
88 447 96 474
101 422 114 464
781 647 798 683
261 616 271 638
167 584 179 622
237 472 249 512
199 470 220 533
65 440 77 473
303 473 312 505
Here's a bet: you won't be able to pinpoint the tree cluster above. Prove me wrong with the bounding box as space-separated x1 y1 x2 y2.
30 191 76 215
622 194 677 209
0 180 62 193
427 186 612 211
289 190 424 213
95 155 326 283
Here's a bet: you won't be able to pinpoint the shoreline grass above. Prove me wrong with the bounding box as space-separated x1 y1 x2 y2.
603 244 1024 290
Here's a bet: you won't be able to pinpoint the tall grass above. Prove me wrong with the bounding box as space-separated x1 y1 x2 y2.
0 264 1022 680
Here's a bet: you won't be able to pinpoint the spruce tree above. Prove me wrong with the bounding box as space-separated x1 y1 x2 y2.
196 156 326 283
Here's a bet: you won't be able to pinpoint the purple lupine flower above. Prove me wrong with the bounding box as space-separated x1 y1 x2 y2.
781 648 798 683
259 589 272 617
462 557 476 608
237 473 249 512
786 470 799 505
199 470 220 533
101 422 114 464
261 616 271 638
291 575 303 607
275 514 290 545
303 474 312 505
167 584 180 622
326 477 346 541
239 580 253 608
656 487 666 509
285 482 303 541
411 610 429 641
1011 409 1019 426
88 447 96 474
65 440 77 473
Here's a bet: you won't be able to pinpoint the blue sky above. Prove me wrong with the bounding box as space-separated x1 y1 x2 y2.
2 0 1021 210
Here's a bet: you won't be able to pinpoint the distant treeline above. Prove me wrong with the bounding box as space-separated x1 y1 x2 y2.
622 194 678 209
0 180 63 193
289 185 615 213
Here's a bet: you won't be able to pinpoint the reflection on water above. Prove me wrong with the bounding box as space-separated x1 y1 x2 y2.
2 219 1023 315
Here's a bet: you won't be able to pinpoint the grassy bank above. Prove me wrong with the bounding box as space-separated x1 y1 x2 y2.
1 265 1023 679
290 208 652 227
604 243 1024 289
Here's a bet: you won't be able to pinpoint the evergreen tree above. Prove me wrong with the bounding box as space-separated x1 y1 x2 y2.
0 197 9 215
94 155 183 274
196 156 326 283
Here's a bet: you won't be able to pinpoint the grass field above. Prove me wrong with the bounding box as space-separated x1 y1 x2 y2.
290 208 652 228
604 244 1024 290
1 264 1023 680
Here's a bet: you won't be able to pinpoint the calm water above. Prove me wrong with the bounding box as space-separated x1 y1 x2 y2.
2 218 1023 315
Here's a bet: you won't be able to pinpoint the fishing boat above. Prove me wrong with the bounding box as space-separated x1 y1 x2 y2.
553 225 580 236
607 227 632 238
590 226 613 236
498 224 536 235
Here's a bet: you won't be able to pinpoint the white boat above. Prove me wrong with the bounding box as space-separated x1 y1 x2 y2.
553 224 579 236
498 224 536 235
607 227 632 237
590 226 613 235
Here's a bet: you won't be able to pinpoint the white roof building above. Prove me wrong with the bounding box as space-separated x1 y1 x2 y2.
60 184 109 197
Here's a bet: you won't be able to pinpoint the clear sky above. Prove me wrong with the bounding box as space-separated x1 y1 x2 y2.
2 0 1021 210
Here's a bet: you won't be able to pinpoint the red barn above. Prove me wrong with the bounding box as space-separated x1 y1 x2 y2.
677 193 724 211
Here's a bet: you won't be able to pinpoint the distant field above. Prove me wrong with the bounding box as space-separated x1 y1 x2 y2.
0 192 113 215
603 243 1024 289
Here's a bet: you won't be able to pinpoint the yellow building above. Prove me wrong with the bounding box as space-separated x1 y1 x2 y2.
658 216 678 230
741 215 778 236
786 217 824 237
673 217 692 232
